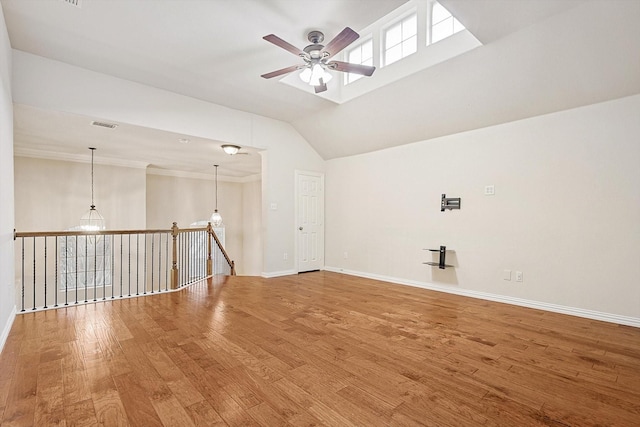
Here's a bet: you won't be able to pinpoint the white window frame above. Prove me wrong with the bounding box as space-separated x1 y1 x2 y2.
344 37 374 85
382 10 418 67
428 1 465 45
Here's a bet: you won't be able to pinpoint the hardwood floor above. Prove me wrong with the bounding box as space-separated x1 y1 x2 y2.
1 271 639 426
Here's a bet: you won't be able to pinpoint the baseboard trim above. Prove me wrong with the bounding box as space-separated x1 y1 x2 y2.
324 267 640 328
0 305 17 354
261 270 297 279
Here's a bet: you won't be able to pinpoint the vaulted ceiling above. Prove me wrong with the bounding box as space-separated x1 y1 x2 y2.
2 0 640 175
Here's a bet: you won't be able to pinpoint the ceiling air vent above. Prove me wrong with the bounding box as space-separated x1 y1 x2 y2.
91 121 118 129
60 0 82 8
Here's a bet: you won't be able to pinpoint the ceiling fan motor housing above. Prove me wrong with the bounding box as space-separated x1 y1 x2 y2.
303 44 324 59
307 30 324 44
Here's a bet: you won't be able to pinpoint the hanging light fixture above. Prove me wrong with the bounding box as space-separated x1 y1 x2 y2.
79 147 105 231
210 164 223 227
221 144 241 155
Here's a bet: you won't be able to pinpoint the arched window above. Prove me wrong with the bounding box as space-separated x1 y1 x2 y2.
430 2 465 44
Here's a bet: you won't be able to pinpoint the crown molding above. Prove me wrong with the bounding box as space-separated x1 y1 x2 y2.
146 167 261 183
14 147 150 169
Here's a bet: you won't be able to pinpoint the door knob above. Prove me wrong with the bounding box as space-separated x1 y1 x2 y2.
298 227 303 231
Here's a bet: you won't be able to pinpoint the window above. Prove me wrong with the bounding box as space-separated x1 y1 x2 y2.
430 2 465 44
345 39 373 84
384 13 417 66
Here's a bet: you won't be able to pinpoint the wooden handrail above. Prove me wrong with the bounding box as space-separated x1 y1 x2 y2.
15 228 172 239
207 223 236 276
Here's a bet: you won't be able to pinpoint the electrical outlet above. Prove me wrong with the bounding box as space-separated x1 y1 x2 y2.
515 271 523 282
503 269 511 281
343 252 348 259
484 185 495 196
283 252 288 260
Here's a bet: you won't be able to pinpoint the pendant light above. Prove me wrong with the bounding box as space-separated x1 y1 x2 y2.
210 164 223 227
79 147 106 231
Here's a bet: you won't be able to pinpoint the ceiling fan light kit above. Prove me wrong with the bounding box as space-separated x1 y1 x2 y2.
261 27 376 93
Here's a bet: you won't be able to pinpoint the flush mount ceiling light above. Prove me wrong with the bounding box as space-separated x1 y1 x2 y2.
79 147 105 231
221 144 241 155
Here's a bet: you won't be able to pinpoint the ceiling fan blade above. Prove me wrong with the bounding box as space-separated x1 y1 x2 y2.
263 34 305 57
261 65 301 79
327 61 375 76
321 27 359 59
314 78 328 93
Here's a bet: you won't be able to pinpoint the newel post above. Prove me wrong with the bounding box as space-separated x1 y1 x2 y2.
206 222 213 276
171 222 179 289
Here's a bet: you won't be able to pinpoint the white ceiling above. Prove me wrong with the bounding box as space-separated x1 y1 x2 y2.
3 0 640 175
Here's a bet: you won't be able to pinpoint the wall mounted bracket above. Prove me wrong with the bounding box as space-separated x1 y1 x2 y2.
441 194 461 211
423 245 453 269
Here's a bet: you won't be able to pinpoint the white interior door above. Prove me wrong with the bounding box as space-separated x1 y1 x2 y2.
296 171 324 273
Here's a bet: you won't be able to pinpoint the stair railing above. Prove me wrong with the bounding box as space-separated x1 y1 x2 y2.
14 222 234 312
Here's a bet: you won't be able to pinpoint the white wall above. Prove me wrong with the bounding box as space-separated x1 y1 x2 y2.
242 178 262 276
254 115 325 276
12 50 324 275
0 4 16 351
14 157 146 231
326 94 640 323
145 173 261 275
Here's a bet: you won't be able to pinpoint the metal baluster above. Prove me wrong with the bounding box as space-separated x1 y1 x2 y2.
32 236 36 310
102 234 106 300
165 233 169 291
202 231 205 280
43 237 48 309
75 235 79 304
65 236 69 306
119 235 123 298
182 233 185 286
84 235 88 303
128 234 131 297
55 236 58 307
20 237 25 312
111 235 115 299
157 233 162 292
144 233 147 295
185 233 189 285
185 232 188 285
93 234 97 302
136 234 140 295
151 233 155 293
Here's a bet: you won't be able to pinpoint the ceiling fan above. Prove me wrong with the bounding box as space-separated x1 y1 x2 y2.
261 27 376 93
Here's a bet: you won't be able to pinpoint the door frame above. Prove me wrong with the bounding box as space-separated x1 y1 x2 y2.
294 169 325 273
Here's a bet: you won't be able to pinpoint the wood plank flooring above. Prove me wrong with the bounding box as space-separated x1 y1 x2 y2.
1 271 639 426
